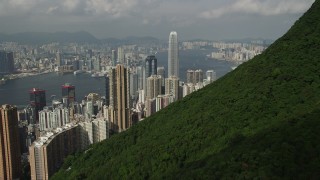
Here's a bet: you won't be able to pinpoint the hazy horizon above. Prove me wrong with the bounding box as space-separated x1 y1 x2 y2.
0 0 315 40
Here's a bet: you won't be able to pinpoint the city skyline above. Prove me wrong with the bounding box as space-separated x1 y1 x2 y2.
0 0 315 40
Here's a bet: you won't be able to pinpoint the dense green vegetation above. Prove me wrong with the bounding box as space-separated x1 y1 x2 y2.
52 1 320 179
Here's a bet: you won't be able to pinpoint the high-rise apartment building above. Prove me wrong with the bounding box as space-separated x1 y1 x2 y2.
157 67 165 86
29 124 79 180
146 75 162 100
0 104 21 180
145 98 156 117
187 70 195 84
39 107 70 132
194 69 203 84
130 72 138 99
206 70 216 83
117 47 125 64
145 55 157 78
168 31 179 78
105 76 110 106
29 88 46 124
79 118 109 148
0 51 14 74
56 51 62 66
182 83 195 97
156 94 175 112
136 66 144 90
165 76 180 101
108 64 131 132
187 69 203 84
111 49 117 66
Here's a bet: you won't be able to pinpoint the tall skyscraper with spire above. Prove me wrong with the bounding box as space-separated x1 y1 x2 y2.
168 31 179 78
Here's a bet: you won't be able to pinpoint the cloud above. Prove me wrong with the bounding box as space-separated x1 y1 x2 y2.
200 0 315 19
0 0 315 39
0 0 314 21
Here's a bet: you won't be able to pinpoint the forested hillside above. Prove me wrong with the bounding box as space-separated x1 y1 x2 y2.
52 0 320 179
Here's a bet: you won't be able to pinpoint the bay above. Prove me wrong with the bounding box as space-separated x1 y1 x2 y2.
0 49 236 107
0 73 105 108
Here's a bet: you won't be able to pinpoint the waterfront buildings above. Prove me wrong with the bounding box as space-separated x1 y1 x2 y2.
0 104 21 180
168 31 179 78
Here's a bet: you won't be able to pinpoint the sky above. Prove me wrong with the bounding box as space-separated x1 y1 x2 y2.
0 0 315 40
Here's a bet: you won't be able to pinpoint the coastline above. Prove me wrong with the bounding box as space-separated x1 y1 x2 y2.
2 70 54 83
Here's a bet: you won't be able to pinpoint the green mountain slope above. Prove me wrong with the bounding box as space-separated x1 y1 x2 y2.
52 1 320 179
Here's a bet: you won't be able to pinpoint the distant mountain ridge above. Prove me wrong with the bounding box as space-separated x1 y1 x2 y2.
0 31 98 44
0 31 162 44
0 31 272 45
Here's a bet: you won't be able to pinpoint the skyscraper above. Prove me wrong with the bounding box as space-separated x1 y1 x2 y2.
165 76 180 101
111 49 117 66
56 51 62 66
168 31 179 78
146 75 162 100
129 72 138 99
206 70 216 83
157 67 165 86
117 47 125 64
145 55 157 78
105 76 110 106
194 69 204 84
29 88 46 124
0 104 21 180
62 83 75 106
108 64 131 132
187 69 203 84
0 50 14 74
144 55 157 92
29 125 79 180
187 70 195 84
136 66 144 90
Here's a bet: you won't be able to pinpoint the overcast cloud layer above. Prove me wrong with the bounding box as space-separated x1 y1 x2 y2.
0 0 315 40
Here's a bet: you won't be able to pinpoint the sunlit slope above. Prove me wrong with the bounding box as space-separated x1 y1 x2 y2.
52 1 320 179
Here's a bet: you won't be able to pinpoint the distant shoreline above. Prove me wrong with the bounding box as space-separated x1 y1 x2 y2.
2 70 54 82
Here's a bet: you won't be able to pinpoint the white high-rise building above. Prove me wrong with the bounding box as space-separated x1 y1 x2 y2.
146 75 162 100
39 107 69 132
168 31 179 78
117 47 125 64
165 76 179 101
206 70 216 83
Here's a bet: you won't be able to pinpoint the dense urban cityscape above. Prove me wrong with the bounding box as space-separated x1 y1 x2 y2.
0 31 267 179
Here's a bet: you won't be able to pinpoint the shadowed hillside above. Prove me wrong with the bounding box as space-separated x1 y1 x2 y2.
52 1 320 179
